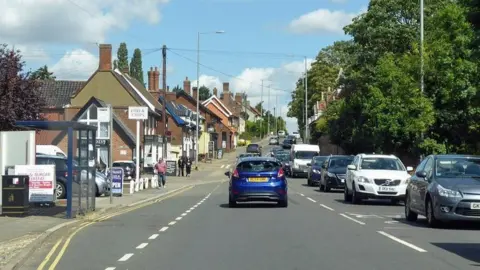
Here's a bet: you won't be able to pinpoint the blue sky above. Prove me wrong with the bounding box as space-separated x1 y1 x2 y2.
1 0 368 132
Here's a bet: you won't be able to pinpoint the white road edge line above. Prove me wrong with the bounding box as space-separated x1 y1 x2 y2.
168 221 176 225
320 204 334 211
159 226 169 232
118 253 134 262
136 243 148 249
148 234 159 240
377 231 427 252
307 197 316 203
339 213 366 225
105 268 116 270
175 216 183 221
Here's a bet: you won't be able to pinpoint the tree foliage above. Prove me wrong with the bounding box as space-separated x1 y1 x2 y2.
116 42 129 71
199 86 212 100
171 85 183 92
129 48 144 84
288 0 480 158
0 45 45 130
31 65 56 80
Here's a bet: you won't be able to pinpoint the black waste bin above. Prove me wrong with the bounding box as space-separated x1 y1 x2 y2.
2 175 29 216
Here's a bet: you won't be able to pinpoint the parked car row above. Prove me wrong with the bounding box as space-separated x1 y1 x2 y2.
300 152 480 228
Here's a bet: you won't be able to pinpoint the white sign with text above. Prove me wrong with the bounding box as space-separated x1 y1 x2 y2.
128 106 148 120
15 165 56 203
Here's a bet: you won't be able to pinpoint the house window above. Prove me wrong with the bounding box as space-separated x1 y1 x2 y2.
78 104 110 139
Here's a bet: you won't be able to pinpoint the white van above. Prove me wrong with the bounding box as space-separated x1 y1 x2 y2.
36 145 67 158
290 144 320 177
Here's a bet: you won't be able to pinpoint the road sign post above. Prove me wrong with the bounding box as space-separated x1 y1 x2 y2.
128 106 148 182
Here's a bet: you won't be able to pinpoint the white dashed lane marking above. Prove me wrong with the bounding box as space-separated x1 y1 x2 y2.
377 231 427 252
118 253 134 262
175 216 183 221
136 243 148 249
168 221 176 225
306 197 317 203
181 213 187 216
320 204 335 211
105 267 116 270
159 226 169 232
220 165 225 168
148 234 159 240
339 213 366 225
299 193 305 196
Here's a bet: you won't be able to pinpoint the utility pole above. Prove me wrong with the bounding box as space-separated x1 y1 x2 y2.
274 107 277 136
304 56 308 143
419 0 425 162
260 80 264 138
275 93 278 135
267 85 271 136
162 45 167 159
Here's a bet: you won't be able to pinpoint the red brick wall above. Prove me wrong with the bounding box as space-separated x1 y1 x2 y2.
37 109 65 145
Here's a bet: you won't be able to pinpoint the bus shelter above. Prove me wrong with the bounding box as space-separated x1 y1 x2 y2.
16 121 97 218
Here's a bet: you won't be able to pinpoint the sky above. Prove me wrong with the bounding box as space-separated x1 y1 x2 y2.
0 0 368 133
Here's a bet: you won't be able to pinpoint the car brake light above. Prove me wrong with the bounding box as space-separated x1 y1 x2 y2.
64 170 78 177
278 168 284 178
232 169 239 178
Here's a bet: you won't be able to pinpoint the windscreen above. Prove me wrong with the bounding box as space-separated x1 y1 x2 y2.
329 157 354 168
435 158 480 177
247 145 259 151
313 157 328 165
295 151 319 160
237 160 281 172
275 153 290 162
360 158 405 171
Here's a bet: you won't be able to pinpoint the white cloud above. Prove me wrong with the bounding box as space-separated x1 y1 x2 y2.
288 8 358 34
0 0 169 45
196 59 314 133
15 45 49 62
51 49 98 80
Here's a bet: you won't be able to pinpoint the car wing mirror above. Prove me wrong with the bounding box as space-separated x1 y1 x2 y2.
224 171 231 177
406 166 414 172
307 163 311 166
415 170 427 178
347 165 356 170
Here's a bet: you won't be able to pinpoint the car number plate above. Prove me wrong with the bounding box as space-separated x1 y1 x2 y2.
470 203 480 209
378 186 396 192
249 177 268 182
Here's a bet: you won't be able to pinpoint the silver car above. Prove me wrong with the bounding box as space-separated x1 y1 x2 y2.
269 137 279 145
405 154 480 227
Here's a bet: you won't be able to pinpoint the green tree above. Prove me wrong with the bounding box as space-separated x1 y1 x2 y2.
30 65 56 80
199 86 212 100
129 48 144 84
171 85 183 92
116 42 129 71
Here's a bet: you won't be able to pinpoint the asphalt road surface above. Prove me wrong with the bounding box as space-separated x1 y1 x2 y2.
23 140 480 270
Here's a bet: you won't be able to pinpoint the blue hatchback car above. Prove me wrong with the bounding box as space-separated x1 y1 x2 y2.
226 157 288 208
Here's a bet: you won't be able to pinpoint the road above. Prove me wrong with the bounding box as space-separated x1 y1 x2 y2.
22 141 480 270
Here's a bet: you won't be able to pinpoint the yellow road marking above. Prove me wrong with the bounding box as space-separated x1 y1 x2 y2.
36 237 63 270
38 185 193 269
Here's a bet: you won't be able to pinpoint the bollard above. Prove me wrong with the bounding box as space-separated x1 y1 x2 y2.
135 179 139 192
139 178 143 191
129 180 134 194
145 178 149 189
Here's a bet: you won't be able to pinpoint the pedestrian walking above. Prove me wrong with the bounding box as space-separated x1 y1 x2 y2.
185 157 192 177
178 156 184 176
154 158 167 188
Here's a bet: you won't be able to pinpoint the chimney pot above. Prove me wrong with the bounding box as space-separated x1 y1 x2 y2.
213 87 218 97
192 87 198 102
147 67 154 90
153 66 160 91
184 77 191 95
98 44 112 71
223 82 229 92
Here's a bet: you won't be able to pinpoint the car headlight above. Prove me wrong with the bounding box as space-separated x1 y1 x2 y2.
356 176 370 183
327 172 335 178
313 169 321 174
437 184 461 198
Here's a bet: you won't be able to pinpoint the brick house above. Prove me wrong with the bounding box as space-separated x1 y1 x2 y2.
36 44 168 169
202 88 237 152
217 83 241 146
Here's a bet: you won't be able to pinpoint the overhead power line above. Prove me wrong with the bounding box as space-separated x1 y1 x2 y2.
166 48 296 94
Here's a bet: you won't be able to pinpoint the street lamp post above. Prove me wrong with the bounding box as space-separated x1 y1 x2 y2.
196 30 225 169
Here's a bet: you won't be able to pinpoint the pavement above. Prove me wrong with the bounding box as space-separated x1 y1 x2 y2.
0 146 242 270
14 139 480 270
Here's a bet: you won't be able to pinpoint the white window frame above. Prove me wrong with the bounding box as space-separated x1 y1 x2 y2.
78 104 110 139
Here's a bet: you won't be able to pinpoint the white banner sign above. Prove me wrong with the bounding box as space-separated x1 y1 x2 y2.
15 165 56 203
97 107 110 122
128 106 148 120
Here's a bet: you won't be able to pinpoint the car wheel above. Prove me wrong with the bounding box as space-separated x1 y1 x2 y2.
95 185 101 197
319 182 325 191
278 197 288 207
229 197 237 208
351 183 361 204
307 178 311 186
426 197 440 228
56 181 66 199
325 182 331 192
391 199 400 205
404 194 418 222
344 185 352 202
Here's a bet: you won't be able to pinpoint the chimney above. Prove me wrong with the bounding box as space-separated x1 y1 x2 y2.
192 87 198 101
223 82 229 92
98 44 112 71
153 67 160 91
183 77 191 95
122 66 129 75
147 67 154 90
235 92 242 104
213 87 218 97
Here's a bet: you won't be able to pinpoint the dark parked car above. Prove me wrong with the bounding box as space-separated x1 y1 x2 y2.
306 156 329 186
319 155 354 191
405 154 480 227
246 144 262 156
112 160 136 179
274 151 291 176
282 139 293 149
286 135 297 144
